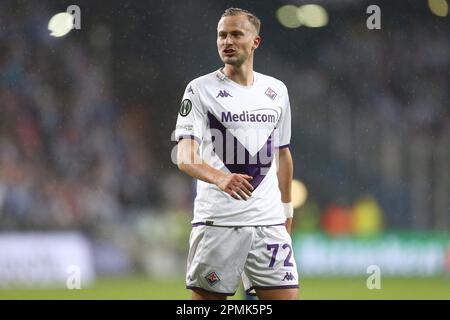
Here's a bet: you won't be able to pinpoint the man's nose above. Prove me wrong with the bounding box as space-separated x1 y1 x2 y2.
224 34 233 45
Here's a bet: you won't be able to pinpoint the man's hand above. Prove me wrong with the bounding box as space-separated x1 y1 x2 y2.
214 173 253 200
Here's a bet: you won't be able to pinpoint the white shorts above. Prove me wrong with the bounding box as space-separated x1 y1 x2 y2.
186 224 299 296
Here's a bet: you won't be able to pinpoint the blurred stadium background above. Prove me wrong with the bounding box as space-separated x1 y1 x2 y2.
0 0 449 299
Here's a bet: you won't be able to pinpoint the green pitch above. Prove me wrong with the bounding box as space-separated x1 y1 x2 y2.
0 276 449 300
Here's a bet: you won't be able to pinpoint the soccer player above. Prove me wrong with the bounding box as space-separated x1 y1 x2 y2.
174 8 298 300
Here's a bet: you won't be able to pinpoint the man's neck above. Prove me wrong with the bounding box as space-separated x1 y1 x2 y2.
222 62 254 87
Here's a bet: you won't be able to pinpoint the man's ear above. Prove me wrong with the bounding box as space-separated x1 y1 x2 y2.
253 35 261 50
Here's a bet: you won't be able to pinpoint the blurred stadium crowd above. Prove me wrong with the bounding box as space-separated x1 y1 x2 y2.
288 17 450 232
0 0 448 237
0 2 163 231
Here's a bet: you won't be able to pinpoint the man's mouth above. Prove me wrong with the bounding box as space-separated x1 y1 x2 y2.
223 48 235 55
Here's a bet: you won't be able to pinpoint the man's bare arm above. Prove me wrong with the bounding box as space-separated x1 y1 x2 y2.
177 138 253 200
277 147 294 234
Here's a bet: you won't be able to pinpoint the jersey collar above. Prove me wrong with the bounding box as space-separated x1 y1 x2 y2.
216 68 258 88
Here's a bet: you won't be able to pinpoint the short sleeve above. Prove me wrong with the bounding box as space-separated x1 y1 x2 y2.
174 82 206 144
274 85 291 149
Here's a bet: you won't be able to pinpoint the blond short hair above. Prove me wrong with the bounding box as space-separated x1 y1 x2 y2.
221 7 261 34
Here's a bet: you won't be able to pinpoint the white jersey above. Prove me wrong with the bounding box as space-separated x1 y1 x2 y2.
175 69 292 226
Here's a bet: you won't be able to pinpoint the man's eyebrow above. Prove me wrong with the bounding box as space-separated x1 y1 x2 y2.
218 29 244 35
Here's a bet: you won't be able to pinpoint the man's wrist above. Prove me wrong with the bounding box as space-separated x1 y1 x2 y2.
212 171 227 187
283 202 294 218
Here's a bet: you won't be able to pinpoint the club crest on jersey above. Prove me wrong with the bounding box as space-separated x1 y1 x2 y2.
179 99 192 117
265 87 277 100
216 90 232 98
205 271 220 286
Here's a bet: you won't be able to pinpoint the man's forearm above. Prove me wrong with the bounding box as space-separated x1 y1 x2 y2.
277 148 294 234
277 149 293 203
177 138 253 201
179 159 226 186
177 139 225 185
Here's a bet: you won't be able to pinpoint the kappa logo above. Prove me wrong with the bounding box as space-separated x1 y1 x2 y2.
205 271 220 286
265 87 277 100
282 272 296 281
187 85 194 95
216 90 232 98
